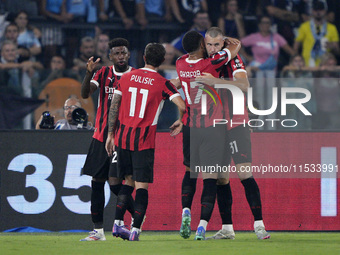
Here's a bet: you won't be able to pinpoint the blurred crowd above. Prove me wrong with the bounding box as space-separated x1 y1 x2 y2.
0 0 340 130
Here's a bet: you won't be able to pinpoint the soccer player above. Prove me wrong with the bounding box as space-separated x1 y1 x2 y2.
196 27 270 240
176 30 241 240
80 38 135 241
105 43 186 241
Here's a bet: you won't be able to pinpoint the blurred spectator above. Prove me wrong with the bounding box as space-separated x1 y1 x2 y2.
237 0 262 16
281 54 316 130
39 0 73 66
241 16 294 72
334 0 340 34
98 0 109 22
0 40 42 96
281 54 317 72
158 43 177 79
314 52 340 129
64 0 97 67
72 36 98 75
13 11 42 59
171 11 211 55
135 0 172 29
113 0 136 30
206 0 223 26
303 0 335 23
240 15 294 115
318 51 340 71
65 0 97 23
294 0 339 67
0 23 30 61
112 0 140 67
162 43 176 66
36 55 79 96
3 0 38 16
0 23 19 43
169 0 207 29
218 0 246 39
264 0 306 45
95 33 111 66
0 40 21 95
36 96 93 130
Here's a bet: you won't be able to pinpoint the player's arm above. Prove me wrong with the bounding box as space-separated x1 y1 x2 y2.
169 95 186 136
196 71 249 92
209 39 241 67
106 92 122 156
170 77 181 89
81 56 100 98
225 38 241 59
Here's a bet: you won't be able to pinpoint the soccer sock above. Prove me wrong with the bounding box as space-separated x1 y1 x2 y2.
200 178 217 223
181 171 197 209
115 185 134 221
241 177 263 221
133 188 148 229
254 220 265 229
198 220 208 231
217 183 233 224
91 180 105 229
109 183 122 196
126 194 135 217
222 224 234 232
94 228 104 235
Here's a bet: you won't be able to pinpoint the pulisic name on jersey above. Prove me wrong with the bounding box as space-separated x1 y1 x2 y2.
130 75 154 85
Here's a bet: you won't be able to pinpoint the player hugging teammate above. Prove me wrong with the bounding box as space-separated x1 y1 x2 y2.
176 28 270 240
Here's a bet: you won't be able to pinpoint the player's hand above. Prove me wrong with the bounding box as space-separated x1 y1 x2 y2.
195 72 215 86
224 37 240 46
170 77 181 89
87 56 101 73
105 135 115 157
122 17 134 29
169 120 183 136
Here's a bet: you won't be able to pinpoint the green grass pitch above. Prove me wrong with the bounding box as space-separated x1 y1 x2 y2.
1 231 339 255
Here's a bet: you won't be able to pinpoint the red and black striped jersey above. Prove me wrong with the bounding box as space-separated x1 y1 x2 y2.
91 65 134 142
219 54 248 130
176 48 232 128
114 68 180 151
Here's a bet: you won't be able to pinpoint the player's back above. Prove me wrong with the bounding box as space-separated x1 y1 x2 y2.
115 67 179 150
176 54 226 128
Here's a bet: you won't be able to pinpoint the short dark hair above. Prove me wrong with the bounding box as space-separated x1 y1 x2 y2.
257 15 271 25
109 38 129 49
194 10 209 19
5 23 19 32
144 43 165 67
182 31 204 53
206 27 224 38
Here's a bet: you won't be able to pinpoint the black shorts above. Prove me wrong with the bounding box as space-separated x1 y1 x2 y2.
82 138 118 179
116 147 155 183
182 125 190 167
227 125 252 164
190 125 230 176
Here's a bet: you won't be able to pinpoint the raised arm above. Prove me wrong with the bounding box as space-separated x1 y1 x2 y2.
81 56 100 98
225 38 241 59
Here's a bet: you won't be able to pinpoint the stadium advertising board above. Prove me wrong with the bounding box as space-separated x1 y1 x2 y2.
0 131 339 231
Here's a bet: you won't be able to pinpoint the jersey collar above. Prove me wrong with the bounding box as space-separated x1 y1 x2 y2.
185 58 203 64
112 66 132 76
141 67 157 72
